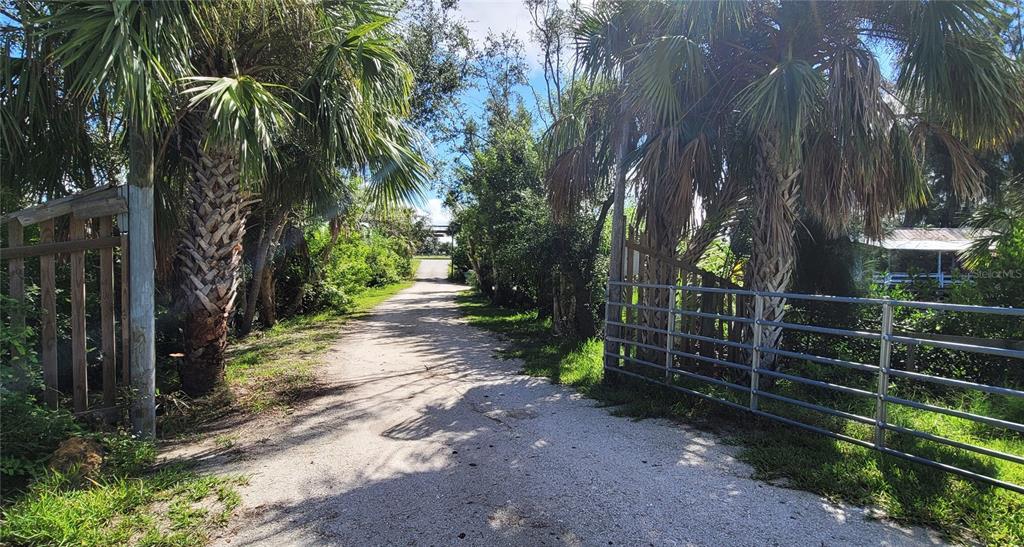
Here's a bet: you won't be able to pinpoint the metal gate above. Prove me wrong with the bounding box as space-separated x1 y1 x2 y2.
604 279 1024 494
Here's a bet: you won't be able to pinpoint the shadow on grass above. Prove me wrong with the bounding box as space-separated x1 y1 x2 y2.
156 280 415 439
456 290 1024 545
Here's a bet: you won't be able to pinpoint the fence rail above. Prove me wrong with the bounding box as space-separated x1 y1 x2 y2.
1 184 129 416
604 279 1024 495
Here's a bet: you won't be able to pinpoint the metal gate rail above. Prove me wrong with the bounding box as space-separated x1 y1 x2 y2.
604 281 1024 494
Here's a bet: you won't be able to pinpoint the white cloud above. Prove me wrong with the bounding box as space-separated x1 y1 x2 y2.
416 198 452 226
456 0 594 71
459 0 541 67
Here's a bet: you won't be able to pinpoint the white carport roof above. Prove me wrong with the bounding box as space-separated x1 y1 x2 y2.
859 228 992 252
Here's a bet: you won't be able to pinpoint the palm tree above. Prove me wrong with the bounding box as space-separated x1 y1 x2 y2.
729 0 1020 368
574 0 1023 370
9 0 192 435
233 7 428 336
29 0 427 396
542 81 618 338
174 1 426 393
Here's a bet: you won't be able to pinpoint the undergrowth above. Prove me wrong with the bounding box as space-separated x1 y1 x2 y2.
457 291 1024 545
0 434 244 546
160 279 414 436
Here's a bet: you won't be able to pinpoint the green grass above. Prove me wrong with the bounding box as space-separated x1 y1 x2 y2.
160 279 414 435
456 291 1024 545
225 281 414 413
7 279 415 545
0 437 245 547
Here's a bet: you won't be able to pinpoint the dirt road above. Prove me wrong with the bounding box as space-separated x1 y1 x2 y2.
193 259 939 546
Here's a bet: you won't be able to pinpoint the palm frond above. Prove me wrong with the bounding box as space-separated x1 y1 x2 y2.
734 60 825 170
960 175 1023 268
364 117 430 207
44 0 190 130
896 0 1023 148
628 34 707 124
181 75 296 174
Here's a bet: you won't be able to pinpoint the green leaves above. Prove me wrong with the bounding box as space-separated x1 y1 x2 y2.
896 0 1024 148
181 75 295 173
364 118 430 207
735 60 825 170
629 34 707 124
297 9 424 209
44 0 190 131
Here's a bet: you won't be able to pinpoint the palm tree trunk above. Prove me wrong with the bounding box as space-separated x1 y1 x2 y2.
238 208 287 336
259 262 277 327
747 137 799 371
178 146 246 395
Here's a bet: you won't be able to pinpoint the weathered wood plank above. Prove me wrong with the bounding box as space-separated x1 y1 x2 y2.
70 217 88 412
99 217 117 407
625 239 743 289
1 184 121 226
121 232 130 385
6 220 28 389
39 220 59 408
71 197 128 220
1 235 121 260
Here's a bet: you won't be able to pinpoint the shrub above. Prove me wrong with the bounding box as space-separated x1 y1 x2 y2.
295 224 413 314
0 391 82 497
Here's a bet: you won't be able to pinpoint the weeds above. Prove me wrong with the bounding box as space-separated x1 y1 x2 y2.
457 291 1024 545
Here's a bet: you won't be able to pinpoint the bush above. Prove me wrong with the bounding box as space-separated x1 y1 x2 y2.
0 392 82 496
296 224 413 314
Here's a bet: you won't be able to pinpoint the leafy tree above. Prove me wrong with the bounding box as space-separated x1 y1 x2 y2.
398 0 477 144
573 0 1023 369
15 1 428 395
453 103 554 309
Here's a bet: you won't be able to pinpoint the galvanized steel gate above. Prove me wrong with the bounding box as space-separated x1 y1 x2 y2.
603 279 1024 494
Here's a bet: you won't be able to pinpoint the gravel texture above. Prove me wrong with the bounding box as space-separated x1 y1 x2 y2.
179 259 943 546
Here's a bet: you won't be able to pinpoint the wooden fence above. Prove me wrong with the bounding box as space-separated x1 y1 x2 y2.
616 239 749 369
1 185 129 416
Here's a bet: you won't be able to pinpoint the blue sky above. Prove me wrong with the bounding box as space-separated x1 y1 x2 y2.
414 0 557 226
415 0 902 226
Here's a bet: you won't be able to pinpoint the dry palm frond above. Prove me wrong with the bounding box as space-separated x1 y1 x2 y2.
914 121 987 201
543 83 617 222
633 128 716 252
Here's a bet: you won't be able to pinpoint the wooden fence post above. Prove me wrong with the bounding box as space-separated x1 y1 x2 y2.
39 220 59 408
6 220 28 389
99 217 117 407
70 217 88 412
128 127 156 438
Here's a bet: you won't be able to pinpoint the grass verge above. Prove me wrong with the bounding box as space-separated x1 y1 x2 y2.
4 260 416 545
456 291 1024 545
160 279 415 434
0 436 245 546
224 281 414 413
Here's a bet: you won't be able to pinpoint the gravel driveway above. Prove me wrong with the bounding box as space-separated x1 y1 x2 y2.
190 259 942 546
